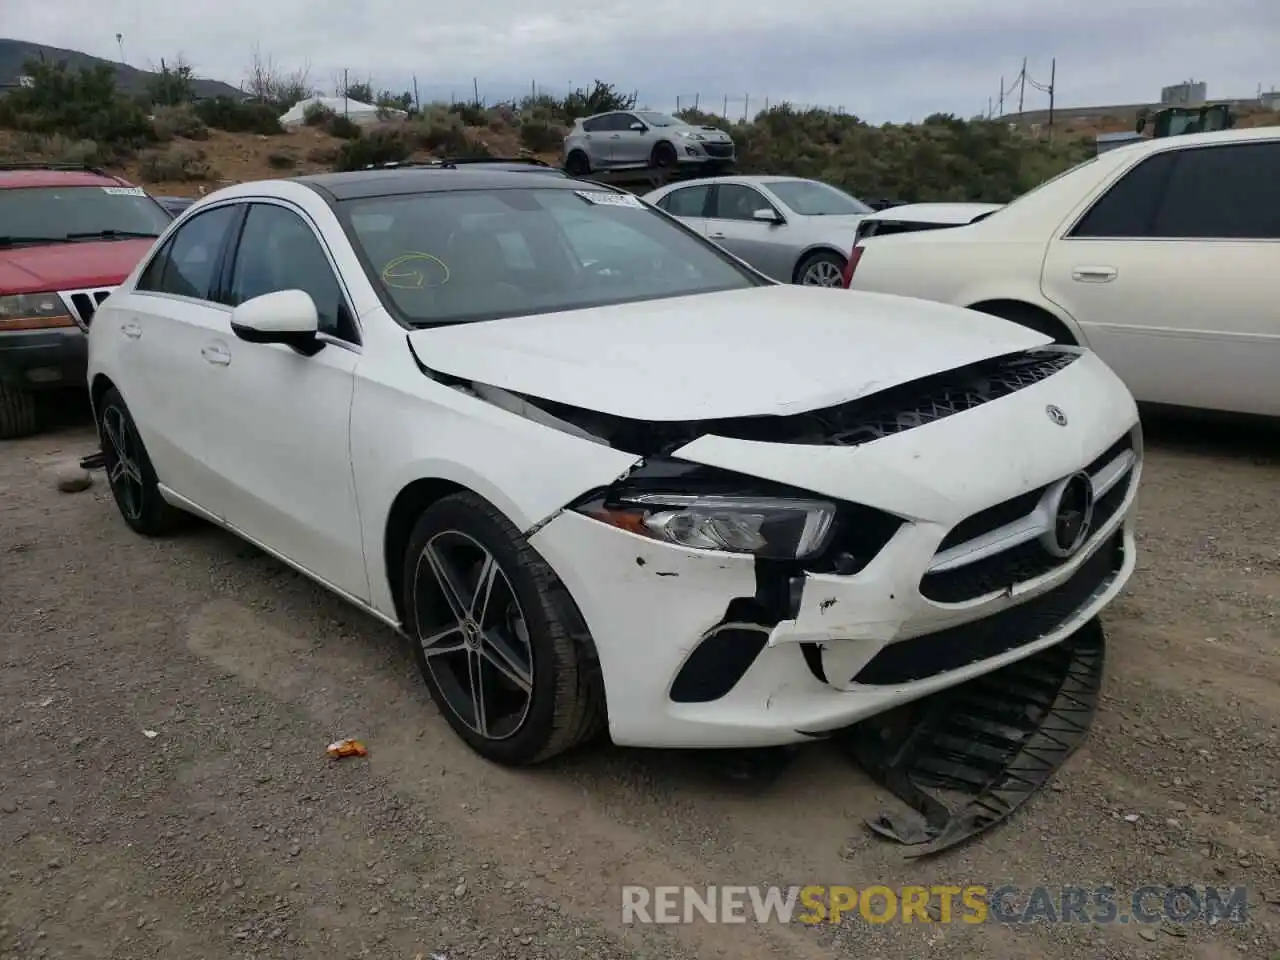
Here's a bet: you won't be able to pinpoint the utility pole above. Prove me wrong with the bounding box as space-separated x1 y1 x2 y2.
1048 57 1056 143
412 74 420 110
343 68 349 114
473 77 479 106
1018 57 1027 113
998 74 1004 115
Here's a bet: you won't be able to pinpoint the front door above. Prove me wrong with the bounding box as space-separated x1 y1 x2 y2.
1041 138 1280 416
200 201 369 599
706 184 793 280
610 113 650 166
655 183 713 237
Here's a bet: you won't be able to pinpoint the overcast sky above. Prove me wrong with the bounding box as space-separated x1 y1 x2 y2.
9 0 1278 122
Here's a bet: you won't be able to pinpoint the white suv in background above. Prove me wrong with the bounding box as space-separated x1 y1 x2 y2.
845 126 1280 418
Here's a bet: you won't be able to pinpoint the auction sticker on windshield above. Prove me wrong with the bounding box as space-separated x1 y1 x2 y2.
101 186 147 196
574 191 644 209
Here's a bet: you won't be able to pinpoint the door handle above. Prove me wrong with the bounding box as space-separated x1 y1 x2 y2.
121 321 142 339
1071 265 1118 282
709 232 726 239
200 343 231 366
608 134 621 139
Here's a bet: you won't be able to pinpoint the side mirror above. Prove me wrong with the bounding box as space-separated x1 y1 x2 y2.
229 289 323 355
752 208 783 224
629 121 646 131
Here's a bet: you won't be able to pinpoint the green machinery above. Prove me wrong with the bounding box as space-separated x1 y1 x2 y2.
1136 103 1237 138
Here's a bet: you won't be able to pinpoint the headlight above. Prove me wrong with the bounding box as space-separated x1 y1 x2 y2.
0 293 74 331
579 492 837 560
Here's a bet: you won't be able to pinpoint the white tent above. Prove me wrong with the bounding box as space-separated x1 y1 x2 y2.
278 95 405 129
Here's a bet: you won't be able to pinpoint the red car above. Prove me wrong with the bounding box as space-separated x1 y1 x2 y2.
0 163 172 438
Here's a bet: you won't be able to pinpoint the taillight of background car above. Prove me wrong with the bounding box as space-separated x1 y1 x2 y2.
841 245 865 288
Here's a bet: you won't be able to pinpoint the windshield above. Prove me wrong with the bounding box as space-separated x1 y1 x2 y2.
0 186 171 245
342 187 764 326
766 180 873 216
637 112 680 127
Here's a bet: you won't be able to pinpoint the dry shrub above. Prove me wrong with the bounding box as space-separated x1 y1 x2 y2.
151 104 209 141
138 144 214 181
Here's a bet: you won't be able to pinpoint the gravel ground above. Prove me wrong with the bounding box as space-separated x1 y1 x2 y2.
1 405 1277 960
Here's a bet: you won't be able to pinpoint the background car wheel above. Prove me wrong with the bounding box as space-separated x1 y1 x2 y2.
795 250 848 287
650 141 678 169
0 383 38 439
402 491 605 766
564 151 590 176
970 302 1077 345
97 387 185 536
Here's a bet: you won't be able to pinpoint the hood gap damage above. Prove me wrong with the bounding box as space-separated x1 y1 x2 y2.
408 335 1081 458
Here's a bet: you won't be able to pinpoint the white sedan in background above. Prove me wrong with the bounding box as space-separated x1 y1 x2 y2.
87 167 1140 765
845 126 1280 418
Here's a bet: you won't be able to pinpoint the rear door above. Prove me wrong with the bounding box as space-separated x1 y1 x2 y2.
706 183 793 280
653 183 713 237
115 203 242 511
1041 138 1280 415
581 115 614 168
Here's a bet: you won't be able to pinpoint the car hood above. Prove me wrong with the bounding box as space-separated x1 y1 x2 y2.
0 238 155 296
673 124 733 142
862 202 1003 225
406 286 1049 422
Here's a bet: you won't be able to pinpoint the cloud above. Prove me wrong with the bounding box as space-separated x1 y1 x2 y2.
10 0 1278 122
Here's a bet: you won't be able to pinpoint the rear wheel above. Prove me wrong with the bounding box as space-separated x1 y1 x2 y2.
0 383 38 439
564 150 590 176
651 141 678 169
98 387 185 536
402 492 605 765
795 250 847 287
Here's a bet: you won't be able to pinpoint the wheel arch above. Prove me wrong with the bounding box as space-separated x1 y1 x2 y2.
89 373 118 423
382 476 471 627
792 245 848 283
965 298 1080 345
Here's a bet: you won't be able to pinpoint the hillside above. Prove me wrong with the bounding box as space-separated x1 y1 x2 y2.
0 38 243 100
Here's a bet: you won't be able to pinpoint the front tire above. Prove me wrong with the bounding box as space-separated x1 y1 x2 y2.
564 150 590 176
98 387 185 536
402 492 605 765
651 141 678 169
0 383 38 439
795 250 847 287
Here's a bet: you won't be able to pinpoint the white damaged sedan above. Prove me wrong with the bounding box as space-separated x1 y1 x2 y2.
86 168 1142 764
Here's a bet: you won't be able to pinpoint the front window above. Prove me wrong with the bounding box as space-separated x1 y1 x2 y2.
0 186 171 246
636 111 680 127
342 187 764 327
766 180 873 216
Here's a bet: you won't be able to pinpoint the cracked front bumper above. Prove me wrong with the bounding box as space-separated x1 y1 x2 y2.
529 496 1137 750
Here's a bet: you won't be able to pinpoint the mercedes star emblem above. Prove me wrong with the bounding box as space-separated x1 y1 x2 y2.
1040 472 1095 558
1045 404 1068 427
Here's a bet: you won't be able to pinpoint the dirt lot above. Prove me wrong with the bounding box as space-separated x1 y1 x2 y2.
1 405 1277 960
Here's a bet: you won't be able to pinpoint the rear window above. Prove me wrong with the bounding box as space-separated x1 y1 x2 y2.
341 187 764 327
0 186 171 243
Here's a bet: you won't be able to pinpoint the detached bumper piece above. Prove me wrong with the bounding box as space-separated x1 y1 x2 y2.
79 452 106 470
838 617 1105 858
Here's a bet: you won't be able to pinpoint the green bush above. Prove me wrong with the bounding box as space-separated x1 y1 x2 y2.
325 114 363 140
303 101 334 126
0 58 154 147
152 104 209 141
518 116 564 153
2 133 105 166
332 129 411 171
138 144 214 181
448 102 488 126
193 97 283 135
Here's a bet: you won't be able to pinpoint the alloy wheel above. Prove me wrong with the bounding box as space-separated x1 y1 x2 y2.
412 530 535 740
102 405 145 521
801 260 845 287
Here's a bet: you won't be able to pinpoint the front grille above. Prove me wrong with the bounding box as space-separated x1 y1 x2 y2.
702 142 734 158
853 531 1123 685
921 432 1136 603
812 349 1078 447
61 288 114 331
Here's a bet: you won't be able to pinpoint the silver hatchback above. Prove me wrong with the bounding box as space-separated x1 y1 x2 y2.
562 111 735 176
644 176 872 286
